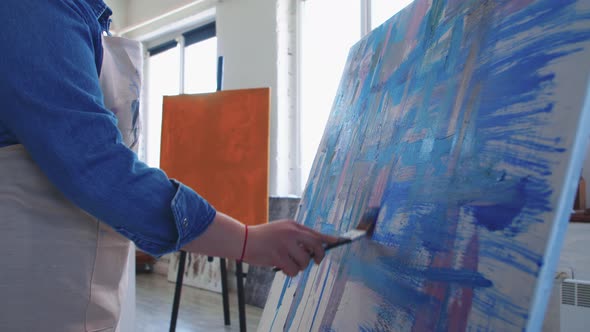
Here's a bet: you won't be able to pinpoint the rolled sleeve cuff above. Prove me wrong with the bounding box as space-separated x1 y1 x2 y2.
130 180 216 258
169 179 217 251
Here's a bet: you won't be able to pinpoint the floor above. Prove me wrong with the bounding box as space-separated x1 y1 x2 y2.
135 273 263 332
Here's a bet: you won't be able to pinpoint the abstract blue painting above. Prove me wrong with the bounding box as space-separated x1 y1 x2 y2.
259 0 590 331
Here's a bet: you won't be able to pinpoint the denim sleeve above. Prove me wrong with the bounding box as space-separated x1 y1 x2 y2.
0 0 216 257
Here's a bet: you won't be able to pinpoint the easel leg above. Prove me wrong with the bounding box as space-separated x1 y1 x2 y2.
220 258 231 325
169 251 187 332
236 261 247 332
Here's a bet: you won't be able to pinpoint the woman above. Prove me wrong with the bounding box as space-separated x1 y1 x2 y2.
0 1 335 331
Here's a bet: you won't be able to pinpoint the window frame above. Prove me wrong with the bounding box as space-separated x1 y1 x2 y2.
140 21 217 164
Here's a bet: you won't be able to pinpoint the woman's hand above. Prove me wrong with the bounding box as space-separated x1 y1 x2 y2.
244 220 339 277
183 212 338 277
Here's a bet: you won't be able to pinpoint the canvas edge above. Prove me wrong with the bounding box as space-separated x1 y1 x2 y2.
525 74 590 331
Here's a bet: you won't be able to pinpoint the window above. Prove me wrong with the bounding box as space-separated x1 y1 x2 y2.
300 0 412 189
300 0 360 188
146 45 179 167
184 37 217 94
144 22 217 167
371 0 414 28
183 22 218 95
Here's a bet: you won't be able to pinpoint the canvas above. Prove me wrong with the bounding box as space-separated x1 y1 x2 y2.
166 253 224 293
259 1 590 331
245 197 302 308
160 88 270 291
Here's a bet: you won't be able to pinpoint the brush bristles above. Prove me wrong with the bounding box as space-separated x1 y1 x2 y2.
357 207 379 237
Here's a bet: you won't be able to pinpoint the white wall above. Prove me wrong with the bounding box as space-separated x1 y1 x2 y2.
544 222 590 331
124 0 216 40
216 0 297 196
104 0 128 32
558 223 590 279
126 0 196 24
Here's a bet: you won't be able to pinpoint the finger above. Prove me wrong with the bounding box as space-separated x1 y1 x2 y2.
281 255 300 277
296 234 325 264
288 243 312 271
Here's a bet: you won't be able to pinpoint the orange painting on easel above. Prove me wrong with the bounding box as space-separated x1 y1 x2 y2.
160 88 270 226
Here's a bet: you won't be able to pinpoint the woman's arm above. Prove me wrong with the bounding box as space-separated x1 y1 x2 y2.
0 1 215 257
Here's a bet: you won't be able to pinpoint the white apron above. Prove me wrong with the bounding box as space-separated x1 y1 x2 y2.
0 36 142 332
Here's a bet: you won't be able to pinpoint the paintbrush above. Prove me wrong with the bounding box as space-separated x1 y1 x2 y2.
273 207 379 272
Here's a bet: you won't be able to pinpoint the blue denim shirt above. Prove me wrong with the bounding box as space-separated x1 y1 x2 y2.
0 0 216 257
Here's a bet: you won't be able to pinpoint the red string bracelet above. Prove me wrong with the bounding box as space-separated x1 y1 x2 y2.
239 224 248 261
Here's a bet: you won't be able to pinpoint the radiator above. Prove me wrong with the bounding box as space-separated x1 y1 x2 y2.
561 279 590 332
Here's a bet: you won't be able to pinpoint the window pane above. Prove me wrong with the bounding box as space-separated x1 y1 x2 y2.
371 0 414 29
184 37 218 94
301 0 360 189
146 46 180 168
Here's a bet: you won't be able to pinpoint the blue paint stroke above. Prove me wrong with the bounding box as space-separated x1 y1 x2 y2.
309 261 332 332
468 177 528 232
268 277 290 331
